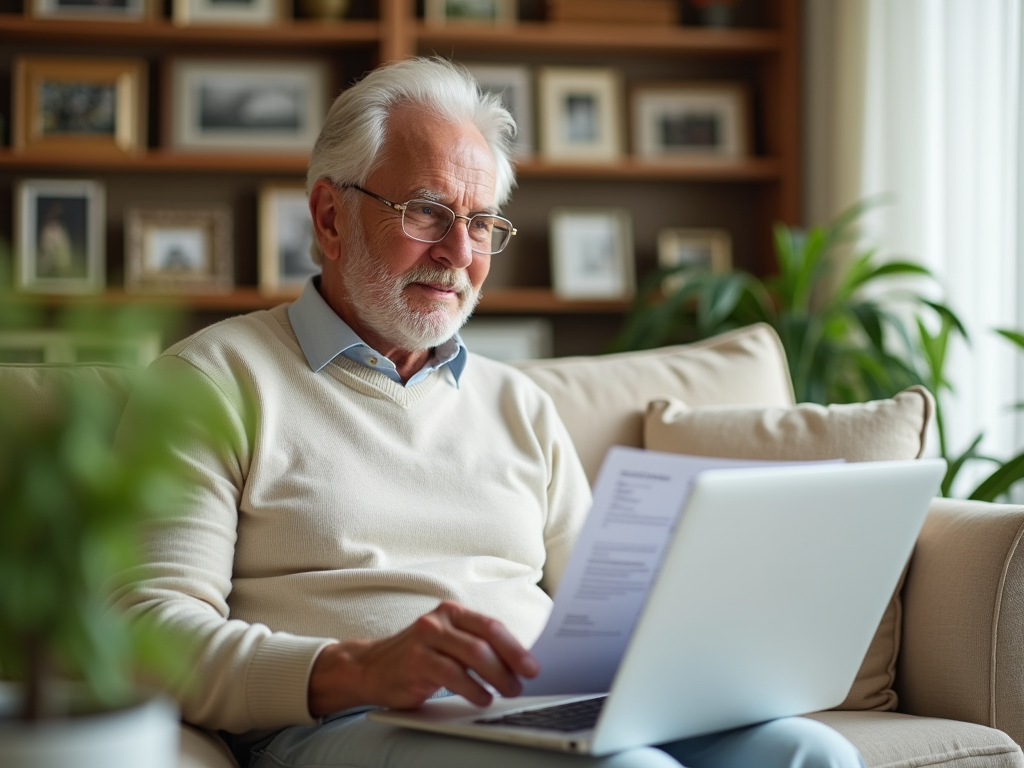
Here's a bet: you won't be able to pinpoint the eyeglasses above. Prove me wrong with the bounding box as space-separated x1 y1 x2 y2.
342 184 517 255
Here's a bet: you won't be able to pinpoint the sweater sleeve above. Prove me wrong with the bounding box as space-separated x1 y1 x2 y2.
113 354 334 733
536 393 592 596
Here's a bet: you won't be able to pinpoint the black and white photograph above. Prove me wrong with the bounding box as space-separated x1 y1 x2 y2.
259 184 320 294
124 207 233 293
14 56 147 155
168 59 328 151
172 0 277 25
631 83 750 160
425 0 516 24
538 66 623 162
28 0 149 20
549 208 635 299
464 63 533 158
15 179 105 294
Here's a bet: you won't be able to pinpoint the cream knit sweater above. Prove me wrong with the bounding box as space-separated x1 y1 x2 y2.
118 305 592 734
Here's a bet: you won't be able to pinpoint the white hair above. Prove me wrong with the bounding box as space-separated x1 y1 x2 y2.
305 57 518 266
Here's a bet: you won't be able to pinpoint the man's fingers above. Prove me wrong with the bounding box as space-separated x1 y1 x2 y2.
445 603 540 679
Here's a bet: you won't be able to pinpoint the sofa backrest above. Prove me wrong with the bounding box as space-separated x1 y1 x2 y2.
514 323 795 483
0 362 139 441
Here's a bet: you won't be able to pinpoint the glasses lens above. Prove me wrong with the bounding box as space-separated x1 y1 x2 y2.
403 200 455 243
478 217 512 254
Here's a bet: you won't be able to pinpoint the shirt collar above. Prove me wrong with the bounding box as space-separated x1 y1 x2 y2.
287 276 467 385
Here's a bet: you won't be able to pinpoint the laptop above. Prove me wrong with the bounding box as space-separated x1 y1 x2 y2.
370 453 946 756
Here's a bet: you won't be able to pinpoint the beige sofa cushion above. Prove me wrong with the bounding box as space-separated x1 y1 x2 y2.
807 711 1024 768
642 386 934 713
644 386 933 462
515 323 795 483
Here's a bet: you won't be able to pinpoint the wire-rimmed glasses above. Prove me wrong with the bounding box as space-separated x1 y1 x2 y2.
342 184 517 255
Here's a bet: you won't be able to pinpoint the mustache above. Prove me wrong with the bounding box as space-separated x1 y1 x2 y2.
400 266 473 296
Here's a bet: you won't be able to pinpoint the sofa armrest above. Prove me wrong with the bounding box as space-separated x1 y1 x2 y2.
897 497 1024 746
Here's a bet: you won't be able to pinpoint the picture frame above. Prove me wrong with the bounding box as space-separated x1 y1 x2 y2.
549 208 635 299
15 178 106 295
258 183 319 294
166 58 329 152
459 318 553 362
13 56 147 156
124 207 234 293
172 0 279 25
0 330 161 366
27 0 151 20
657 227 732 292
424 0 517 24
537 66 624 163
631 82 750 160
464 63 533 159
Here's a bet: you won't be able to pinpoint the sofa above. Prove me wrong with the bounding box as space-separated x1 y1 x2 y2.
4 322 1024 768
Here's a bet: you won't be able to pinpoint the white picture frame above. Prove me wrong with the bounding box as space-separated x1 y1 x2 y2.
258 183 320 294
631 82 750 160
425 0 517 24
0 330 161 366
538 66 624 163
464 63 533 159
550 207 635 299
172 0 279 25
124 207 234 293
459 318 553 361
166 58 329 152
15 178 105 295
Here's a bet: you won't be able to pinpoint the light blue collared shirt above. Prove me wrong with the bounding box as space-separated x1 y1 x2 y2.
286 276 467 387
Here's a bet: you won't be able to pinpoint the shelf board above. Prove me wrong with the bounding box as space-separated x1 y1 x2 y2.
416 20 782 56
516 157 781 182
0 150 780 182
9 287 630 315
0 15 381 46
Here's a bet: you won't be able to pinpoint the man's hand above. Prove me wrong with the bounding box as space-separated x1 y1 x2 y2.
308 601 540 716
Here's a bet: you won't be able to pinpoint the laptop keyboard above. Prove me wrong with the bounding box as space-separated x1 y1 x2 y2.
473 696 607 732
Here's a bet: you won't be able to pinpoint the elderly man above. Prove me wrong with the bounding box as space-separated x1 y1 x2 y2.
119 58 864 768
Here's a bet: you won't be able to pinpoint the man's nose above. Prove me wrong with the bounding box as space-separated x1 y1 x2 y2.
431 217 475 269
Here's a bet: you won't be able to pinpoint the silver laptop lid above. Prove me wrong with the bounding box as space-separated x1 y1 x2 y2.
590 458 945 755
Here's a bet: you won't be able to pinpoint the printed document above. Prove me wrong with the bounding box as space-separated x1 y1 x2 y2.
522 447 785 695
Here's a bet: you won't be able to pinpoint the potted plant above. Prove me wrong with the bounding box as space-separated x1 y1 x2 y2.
611 199 962 406
0 295 223 766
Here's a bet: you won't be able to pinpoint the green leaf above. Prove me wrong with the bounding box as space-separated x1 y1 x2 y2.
970 451 1024 502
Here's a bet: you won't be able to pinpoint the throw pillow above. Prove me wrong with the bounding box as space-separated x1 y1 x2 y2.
643 385 935 712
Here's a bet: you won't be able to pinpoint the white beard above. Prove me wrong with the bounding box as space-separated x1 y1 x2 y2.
343 221 480 351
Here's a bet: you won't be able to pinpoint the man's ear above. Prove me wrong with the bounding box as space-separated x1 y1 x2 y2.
309 180 348 262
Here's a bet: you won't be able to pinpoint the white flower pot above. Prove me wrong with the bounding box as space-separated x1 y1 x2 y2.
0 683 179 768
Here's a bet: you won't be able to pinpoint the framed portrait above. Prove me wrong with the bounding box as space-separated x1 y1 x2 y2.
549 208 635 299
124 207 234 293
424 0 516 24
15 178 106 295
538 67 624 163
0 330 161 366
13 56 147 156
464 63 533 158
258 184 319 294
172 0 278 25
459 318 553 362
166 58 329 152
657 227 732 292
631 82 750 160
27 0 151 19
